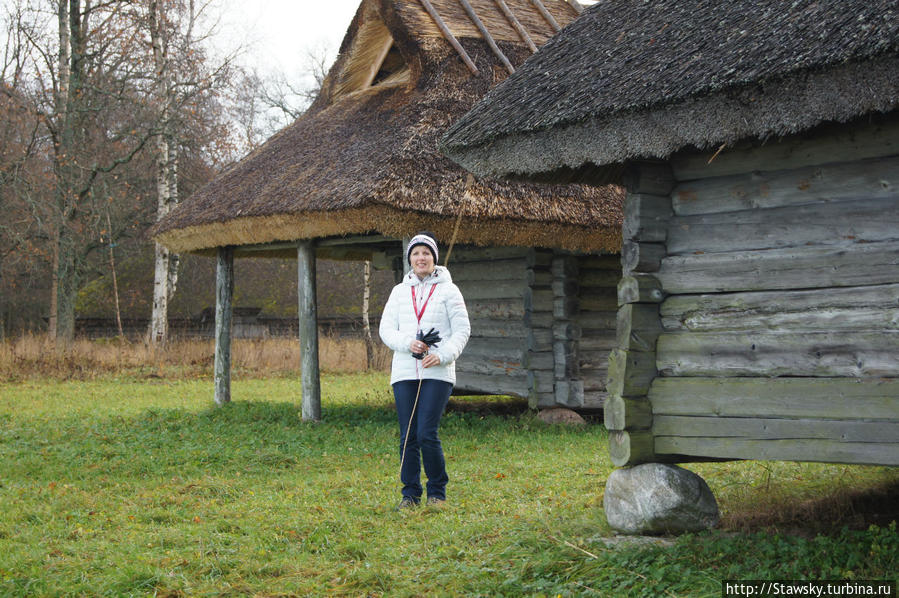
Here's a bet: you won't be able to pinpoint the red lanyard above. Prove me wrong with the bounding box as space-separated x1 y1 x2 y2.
411 284 437 326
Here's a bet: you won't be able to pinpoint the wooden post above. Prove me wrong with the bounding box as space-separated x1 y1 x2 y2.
214 246 234 406
297 241 321 422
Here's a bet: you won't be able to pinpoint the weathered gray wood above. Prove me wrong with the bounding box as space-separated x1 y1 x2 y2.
604 395 652 431
579 254 621 269
577 335 618 352
525 350 554 371
623 193 673 243
528 270 554 288
526 248 554 267
525 312 555 329
553 322 581 341
552 279 579 298
551 255 579 278
652 416 899 444
579 293 619 312
553 297 579 319
616 303 662 352
661 284 899 332
214 247 234 406
528 328 554 352
554 379 585 407
649 377 899 420
658 240 899 294
456 372 529 396
298 241 321 422
672 157 899 217
618 274 665 305
668 198 899 254
468 317 527 338
583 390 607 409
657 330 899 377
670 114 899 181
609 430 657 467
553 341 578 379
455 282 525 301
605 349 656 398
456 356 525 376
463 337 525 361
579 269 621 288
577 311 617 330
654 436 899 466
622 160 675 196
582 372 609 393
449 246 530 262
452 259 528 282
467 299 525 319
622 241 666 274
524 289 554 313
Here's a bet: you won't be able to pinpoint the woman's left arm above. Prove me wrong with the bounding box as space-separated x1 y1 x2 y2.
433 284 470 365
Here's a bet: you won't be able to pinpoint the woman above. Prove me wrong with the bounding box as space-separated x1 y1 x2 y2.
379 232 470 509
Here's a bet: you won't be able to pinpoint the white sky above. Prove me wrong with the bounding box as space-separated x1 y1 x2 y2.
221 0 362 78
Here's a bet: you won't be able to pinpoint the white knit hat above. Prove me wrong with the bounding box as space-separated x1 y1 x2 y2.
406 233 438 265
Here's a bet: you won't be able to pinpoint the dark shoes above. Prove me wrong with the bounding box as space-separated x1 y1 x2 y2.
426 496 446 506
396 497 418 511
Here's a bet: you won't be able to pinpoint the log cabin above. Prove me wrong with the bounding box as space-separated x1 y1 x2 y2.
443 0 899 468
150 0 624 416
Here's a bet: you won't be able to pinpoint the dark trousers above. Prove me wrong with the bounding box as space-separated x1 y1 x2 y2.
393 379 453 501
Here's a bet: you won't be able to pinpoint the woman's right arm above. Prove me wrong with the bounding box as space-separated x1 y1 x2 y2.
378 286 413 353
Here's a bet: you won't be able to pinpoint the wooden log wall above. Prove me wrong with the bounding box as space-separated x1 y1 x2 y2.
616 116 899 467
575 254 619 409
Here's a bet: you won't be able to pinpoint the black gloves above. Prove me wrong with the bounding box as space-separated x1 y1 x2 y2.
412 328 442 360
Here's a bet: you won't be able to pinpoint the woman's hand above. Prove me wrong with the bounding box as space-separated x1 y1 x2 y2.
421 353 441 368
410 340 428 354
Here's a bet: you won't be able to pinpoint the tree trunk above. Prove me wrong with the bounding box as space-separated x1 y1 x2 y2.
362 259 374 369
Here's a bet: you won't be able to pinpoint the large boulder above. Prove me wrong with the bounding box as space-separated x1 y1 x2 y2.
537 408 586 426
604 463 719 534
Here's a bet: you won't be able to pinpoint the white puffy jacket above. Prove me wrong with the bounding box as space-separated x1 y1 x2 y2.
379 266 471 385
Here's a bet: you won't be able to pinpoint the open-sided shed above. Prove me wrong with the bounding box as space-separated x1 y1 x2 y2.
151 0 623 416
443 0 899 468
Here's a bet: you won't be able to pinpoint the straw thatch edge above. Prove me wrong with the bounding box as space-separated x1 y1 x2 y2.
154 204 621 256
443 54 899 181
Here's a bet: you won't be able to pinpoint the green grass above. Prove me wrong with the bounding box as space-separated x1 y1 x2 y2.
0 373 896 596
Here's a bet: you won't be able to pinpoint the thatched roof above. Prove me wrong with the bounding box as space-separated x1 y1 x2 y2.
152 0 622 256
441 0 899 181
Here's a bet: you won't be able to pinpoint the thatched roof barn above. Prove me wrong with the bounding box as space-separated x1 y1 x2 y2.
443 0 899 484
150 0 626 415
152 0 621 256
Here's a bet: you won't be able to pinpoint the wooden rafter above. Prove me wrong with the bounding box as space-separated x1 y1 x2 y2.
363 35 396 89
417 0 479 75
565 0 584 14
458 0 515 74
531 0 562 32
492 0 538 53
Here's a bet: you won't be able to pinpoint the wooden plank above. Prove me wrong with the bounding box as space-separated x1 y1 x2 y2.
456 356 525 376
530 0 561 31
455 372 529 396
657 330 899 377
553 322 581 341
468 317 527 339
577 311 617 330
606 349 656 398
579 269 620 288
553 296 579 319
553 341 578 379
581 368 609 391
525 350 554 370
214 247 234 406
525 289 554 313
448 246 530 262
298 241 321 422
583 390 607 409
622 161 675 196
622 241 666 274
649 377 899 421
463 337 525 361
467 298 525 319
579 291 619 312
577 335 617 352
671 156 899 217
652 416 899 444
618 274 665 305
552 255 579 278
609 430 657 467
616 303 662 353
579 254 621 270
455 281 525 300
452 259 527 282
526 248 554 267
363 35 395 89
654 436 899 466
668 198 899 255
661 284 899 332
658 240 899 294
552 279 578 298
623 193 673 243
670 114 899 181
604 395 652 431
554 379 585 408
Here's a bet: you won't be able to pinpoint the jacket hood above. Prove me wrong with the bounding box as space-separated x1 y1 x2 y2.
402 265 453 286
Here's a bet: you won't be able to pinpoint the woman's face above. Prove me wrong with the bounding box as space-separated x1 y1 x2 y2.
410 245 435 277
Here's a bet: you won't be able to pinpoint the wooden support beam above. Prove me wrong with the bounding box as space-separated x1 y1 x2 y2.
609 430 657 467
417 0 479 75
492 0 538 52
363 35 395 89
297 241 321 422
618 274 665 305
565 0 584 14
459 0 515 74
604 395 652 431
530 0 561 32
214 246 234 406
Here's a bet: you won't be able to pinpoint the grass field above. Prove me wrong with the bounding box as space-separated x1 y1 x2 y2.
1 370 897 596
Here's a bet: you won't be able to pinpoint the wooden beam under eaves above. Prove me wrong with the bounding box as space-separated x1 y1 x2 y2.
363 35 396 89
459 0 515 73
493 0 537 53
531 0 562 32
417 0 479 75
